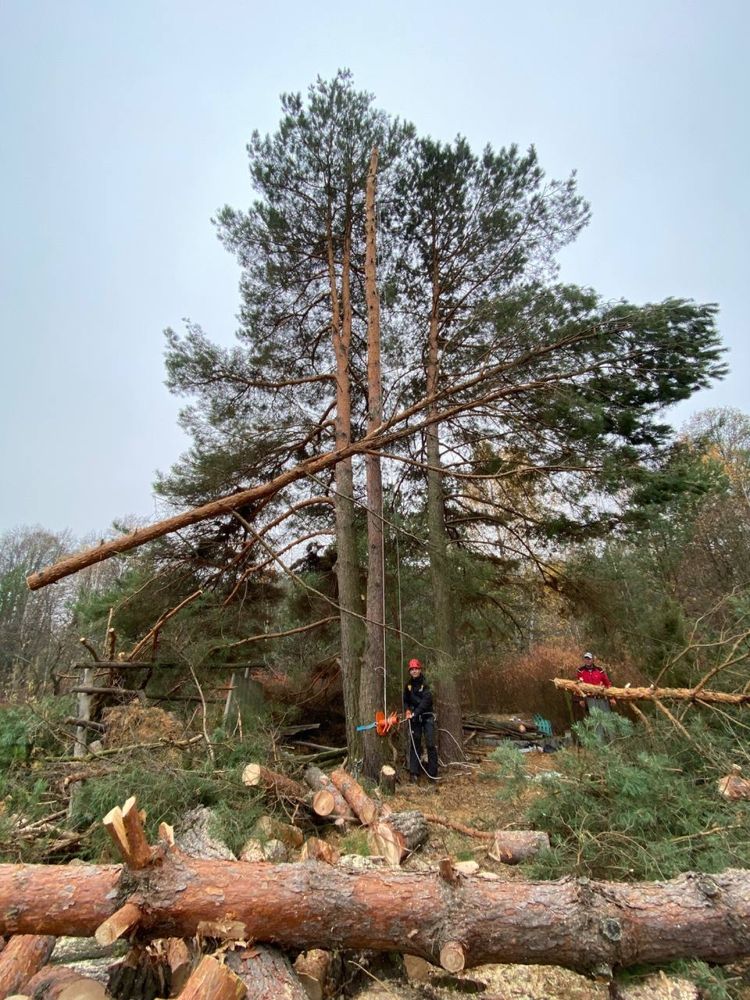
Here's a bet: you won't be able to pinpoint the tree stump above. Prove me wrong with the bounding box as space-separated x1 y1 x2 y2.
368 810 428 865
379 765 396 796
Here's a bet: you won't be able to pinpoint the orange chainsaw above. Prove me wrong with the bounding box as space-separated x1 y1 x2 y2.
356 710 411 735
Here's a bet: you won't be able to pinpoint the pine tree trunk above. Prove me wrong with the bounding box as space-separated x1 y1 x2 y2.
328 210 363 760
426 287 464 765
361 147 387 781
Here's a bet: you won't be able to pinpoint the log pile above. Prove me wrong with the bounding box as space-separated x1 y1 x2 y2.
463 714 548 750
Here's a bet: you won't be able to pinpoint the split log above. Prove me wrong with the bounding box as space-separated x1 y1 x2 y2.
303 768 355 822
242 764 310 807
179 954 245 1000
379 765 396 796
23 964 107 998
1 858 750 972
368 811 428 866
554 678 750 707
299 838 340 865
254 815 305 850
329 770 378 825
227 944 308 999
488 831 551 864
107 944 169 1000
0 935 56 998
162 937 191 995
293 949 340 1000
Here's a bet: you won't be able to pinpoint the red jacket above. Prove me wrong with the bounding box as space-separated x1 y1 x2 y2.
576 665 611 688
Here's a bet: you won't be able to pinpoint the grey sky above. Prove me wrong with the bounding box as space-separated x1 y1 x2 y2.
1 0 747 538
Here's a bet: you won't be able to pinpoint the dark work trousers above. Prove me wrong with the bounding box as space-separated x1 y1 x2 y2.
408 713 438 778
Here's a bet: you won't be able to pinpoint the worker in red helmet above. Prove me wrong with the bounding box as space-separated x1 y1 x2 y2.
403 658 438 783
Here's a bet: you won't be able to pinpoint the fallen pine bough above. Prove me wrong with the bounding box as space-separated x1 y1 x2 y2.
0 798 748 974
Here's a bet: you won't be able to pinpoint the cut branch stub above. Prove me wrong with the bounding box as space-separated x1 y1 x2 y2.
103 797 153 870
94 901 142 947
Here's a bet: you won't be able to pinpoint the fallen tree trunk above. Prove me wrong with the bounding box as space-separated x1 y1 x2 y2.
554 679 750 706
0 935 56 998
0 857 749 972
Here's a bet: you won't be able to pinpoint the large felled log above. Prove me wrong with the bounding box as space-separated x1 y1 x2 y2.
23 964 107 998
0 935 56 998
303 768 355 822
242 764 310 808
227 945 308 999
554 678 750 706
368 811 428 866
1 856 749 972
329 770 378 825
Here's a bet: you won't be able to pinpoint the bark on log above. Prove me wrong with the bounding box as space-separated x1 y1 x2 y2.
303 768 355 822
242 765 310 807
488 831 551 864
329 770 378 825
1 859 750 972
179 954 245 1000
23 964 107 998
368 811 428 866
0 936 56 999
293 949 339 1000
554 678 750 706
227 945 308 999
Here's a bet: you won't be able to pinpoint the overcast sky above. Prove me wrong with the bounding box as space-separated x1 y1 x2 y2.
0 0 747 539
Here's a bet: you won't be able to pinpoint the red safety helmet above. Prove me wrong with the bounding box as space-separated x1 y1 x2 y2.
408 658 423 671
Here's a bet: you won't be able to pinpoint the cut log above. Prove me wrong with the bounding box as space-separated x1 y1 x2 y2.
488 831 551 864
718 766 750 800
379 765 396 796
303 768 355 821
0 935 56 998
227 944 308 999
1 858 750 972
439 940 466 973
329 770 378 825
368 810 428 866
299 838 340 865
179 954 245 1000
242 764 310 807
23 964 107 998
293 949 339 1000
254 815 305 850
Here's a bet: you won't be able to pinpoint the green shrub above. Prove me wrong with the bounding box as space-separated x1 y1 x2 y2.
494 714 750 881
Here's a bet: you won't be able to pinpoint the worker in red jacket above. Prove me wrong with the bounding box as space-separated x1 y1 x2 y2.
576 652 615 716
